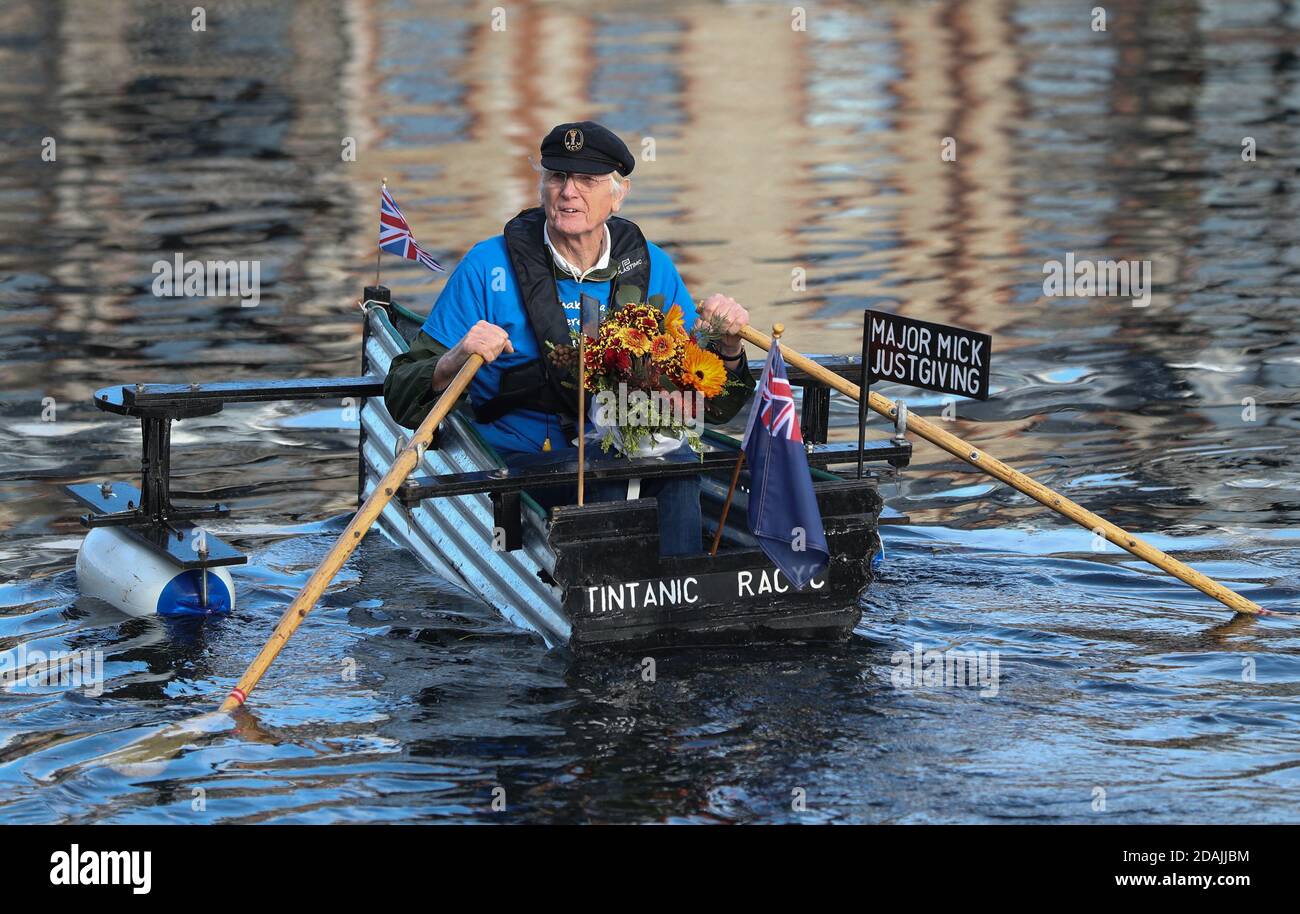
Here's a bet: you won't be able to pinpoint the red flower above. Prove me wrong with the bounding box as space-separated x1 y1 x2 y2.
603 347 631 375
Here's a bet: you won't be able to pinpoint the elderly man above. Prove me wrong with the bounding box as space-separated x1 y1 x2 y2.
385 121 754 555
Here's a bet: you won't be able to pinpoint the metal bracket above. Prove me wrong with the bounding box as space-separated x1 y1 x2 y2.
799 383 831 445
399 439 911 504
491 491 524 552
887 399 910 469
361 284 394 321
893 399 908 443
69 414 232 531
66 481 244 571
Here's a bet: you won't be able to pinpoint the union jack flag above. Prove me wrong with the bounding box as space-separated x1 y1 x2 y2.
754 367 802 442
379 184 444 274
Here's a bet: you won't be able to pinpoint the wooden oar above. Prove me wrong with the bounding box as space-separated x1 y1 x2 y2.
738 325 1268 617
217 354 485 713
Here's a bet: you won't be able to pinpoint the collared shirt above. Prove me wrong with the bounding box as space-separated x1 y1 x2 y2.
543 222 611 282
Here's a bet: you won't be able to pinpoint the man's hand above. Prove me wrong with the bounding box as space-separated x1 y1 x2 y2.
459 321 513 362
698 293 749 357
434 321 512 392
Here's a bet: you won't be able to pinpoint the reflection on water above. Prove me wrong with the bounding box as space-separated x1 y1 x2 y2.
0 0 1297 823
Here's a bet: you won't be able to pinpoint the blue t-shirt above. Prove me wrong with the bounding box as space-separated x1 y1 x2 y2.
420 234 697 456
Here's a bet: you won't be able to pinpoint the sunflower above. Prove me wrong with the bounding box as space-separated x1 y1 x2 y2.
680 343 726 397
649 333 675 364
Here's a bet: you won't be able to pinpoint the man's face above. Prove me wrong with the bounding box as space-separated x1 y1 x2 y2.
542 169 624 239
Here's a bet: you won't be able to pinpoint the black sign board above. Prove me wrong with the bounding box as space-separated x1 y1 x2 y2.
863 310 992 401
565 566 830 617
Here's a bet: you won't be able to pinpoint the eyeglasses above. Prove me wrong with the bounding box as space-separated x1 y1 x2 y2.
543 170 610 192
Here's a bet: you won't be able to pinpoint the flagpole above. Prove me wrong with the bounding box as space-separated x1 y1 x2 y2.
710 451 745 556
710 323 781 555
577 332 586 505
375 177 386 288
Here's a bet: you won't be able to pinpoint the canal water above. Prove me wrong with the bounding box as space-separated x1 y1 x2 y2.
0 0 1297 823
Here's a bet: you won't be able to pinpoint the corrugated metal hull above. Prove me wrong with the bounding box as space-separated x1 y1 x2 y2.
359 308 570 648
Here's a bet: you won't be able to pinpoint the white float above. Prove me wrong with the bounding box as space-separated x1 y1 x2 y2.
76 526 235 618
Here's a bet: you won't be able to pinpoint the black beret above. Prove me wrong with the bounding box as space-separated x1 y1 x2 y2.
540 121 635 177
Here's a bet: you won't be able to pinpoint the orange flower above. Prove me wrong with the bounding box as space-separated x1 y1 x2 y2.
664 303 687 340
619 326 652 356
681 343 726 398
649 334 675 363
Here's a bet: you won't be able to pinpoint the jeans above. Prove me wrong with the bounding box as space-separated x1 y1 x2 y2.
503 441 703 556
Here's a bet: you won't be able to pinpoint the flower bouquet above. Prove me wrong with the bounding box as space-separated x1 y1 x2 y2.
547 302 741 458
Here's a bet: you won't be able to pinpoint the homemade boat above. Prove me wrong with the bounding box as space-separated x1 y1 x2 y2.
66 286 911 651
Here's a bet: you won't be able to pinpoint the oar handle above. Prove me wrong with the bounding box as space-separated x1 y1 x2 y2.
218 354 485 712
739 326 1266 616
